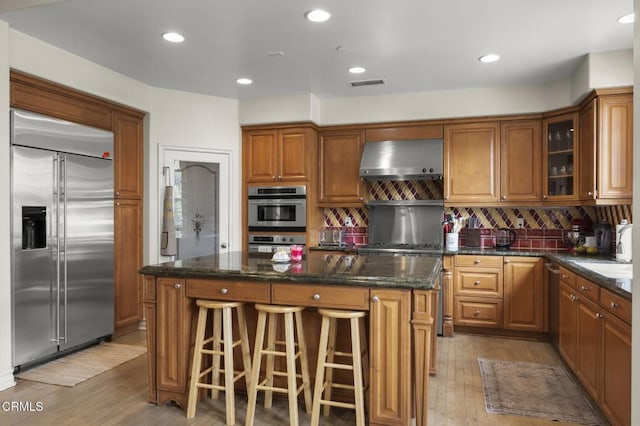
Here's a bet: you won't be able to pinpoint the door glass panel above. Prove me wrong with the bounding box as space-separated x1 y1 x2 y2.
173 161 219 259
547 120 574 196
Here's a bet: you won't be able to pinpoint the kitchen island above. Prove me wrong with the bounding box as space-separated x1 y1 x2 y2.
139 251 441 426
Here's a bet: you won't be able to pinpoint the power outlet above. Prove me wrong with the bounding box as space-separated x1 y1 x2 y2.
517 218 525 228
344 217 353 227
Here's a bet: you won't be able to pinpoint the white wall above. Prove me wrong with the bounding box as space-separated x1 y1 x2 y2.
147 88 240 264
631 2 639 424
0 20 16 392
0 26 242 386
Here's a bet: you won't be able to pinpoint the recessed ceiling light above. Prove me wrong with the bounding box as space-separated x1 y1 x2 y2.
617 13 635 24
348 66 366 74
236 78 253 85
479 54 500 63
161 32 185 43
305 9 331 23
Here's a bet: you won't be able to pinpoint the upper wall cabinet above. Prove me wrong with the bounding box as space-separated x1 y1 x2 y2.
444 123 500 205
500 120 542 203
542 112 579 203
579 89 633 205
114 111 144 199
243 126 316 183
318 129 366 206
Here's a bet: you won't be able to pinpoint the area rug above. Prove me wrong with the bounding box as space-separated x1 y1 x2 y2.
478 357 601 425
16 342 147 387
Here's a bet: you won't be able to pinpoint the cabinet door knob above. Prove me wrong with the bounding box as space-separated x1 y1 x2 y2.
504 259 510 264
313 294 320 301
372 296 380 302
116 191 120 196
596 313 604 319
588 191 593 196
501 195 507 200
116 202 120 206
221 288 228 294
580 286 588 292
474 310 481 316
272 176 277 180
543 194 547 199
277 175 282 180
474 280 481 286
174 283 181 289
474 259 480 264
611 302 618 309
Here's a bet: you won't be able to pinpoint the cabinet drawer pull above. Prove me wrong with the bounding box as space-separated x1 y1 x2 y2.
174 283 181 289
221 288 228 294
504 259 510 264
474 259 481 264
313 294 320 301
610 302 619 309
580 286 588 292
474 280 481 286
474 310 481 316
372 296 380 302
596 313 604 319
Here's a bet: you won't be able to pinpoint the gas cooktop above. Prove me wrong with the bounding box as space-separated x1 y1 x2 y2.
357 242 443 256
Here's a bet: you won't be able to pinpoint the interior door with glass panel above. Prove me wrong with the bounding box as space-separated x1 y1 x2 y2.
162 148 230 259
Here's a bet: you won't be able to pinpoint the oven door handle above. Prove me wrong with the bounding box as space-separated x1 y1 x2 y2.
248 199 305 205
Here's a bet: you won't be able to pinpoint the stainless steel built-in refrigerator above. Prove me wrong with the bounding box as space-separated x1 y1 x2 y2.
10 109 114 368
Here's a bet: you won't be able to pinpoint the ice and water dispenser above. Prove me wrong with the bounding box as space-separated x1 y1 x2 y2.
22 206 47 250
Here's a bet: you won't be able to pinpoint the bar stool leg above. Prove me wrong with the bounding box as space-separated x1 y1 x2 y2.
294 310 312 413
311 314 331 425
322 317 338 417
211 308 222 400
284 311 300 423
236 304 252 390
246 310 267 426
264 312 277 409
187 305 208 418
351 316 365 426
222 306 235 425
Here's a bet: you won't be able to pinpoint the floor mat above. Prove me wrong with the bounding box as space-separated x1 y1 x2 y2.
478 357 602 425
16 342 147 387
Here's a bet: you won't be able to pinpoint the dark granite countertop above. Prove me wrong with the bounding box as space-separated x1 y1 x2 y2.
445 247 632 301
139 251 441 290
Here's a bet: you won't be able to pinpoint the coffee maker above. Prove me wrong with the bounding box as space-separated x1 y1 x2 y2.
593 220 612 254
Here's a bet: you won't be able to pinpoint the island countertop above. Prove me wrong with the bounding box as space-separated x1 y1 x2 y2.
139 251 441 289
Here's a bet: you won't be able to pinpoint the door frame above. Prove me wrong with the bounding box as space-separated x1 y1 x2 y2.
158 145 232 261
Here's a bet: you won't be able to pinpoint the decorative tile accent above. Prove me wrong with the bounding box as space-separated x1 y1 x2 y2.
596 205 632 228
446 207 597 229
369 179 443 200
323 208 369 227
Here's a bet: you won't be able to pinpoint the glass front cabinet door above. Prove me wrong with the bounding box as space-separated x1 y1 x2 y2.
543 113 579 202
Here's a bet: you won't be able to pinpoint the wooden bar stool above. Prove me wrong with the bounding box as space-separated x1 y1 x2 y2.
245 304 312 426
311 309 368 426
187 299 252 425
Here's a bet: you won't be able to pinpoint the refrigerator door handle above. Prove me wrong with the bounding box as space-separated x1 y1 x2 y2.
54 155 61 345
61 155 68 343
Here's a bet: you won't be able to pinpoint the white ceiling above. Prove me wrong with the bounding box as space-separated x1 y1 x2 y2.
0 0 634 100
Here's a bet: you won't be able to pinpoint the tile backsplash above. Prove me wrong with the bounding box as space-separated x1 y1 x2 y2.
321 180 632 250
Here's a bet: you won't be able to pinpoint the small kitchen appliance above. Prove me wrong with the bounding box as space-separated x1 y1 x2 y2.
615 220 633 262
495 228 517 249
565 226 583 253
594 220 612 253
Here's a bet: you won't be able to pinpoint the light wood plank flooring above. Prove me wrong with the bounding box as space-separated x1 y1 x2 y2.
0 331 606 425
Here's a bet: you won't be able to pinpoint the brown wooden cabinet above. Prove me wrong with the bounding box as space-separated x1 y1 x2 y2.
580 90 633 204
444 123 500 204
542 112 579 202
453 255 503 328
114 199 143 334
500 120 542 203
318 129 366 206
113 112 144 199
243 126 316 183
503 257 544 331
557 273 631 426
369 288 411 426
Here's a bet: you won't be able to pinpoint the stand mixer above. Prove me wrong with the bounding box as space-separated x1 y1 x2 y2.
565 225 584 253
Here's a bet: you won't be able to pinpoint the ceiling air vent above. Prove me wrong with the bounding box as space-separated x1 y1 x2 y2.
348 78 387 87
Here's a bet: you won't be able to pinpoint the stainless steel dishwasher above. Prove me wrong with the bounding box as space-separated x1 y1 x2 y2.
545 261 560 347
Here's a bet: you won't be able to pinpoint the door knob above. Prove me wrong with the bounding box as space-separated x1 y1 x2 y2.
221 242 228 249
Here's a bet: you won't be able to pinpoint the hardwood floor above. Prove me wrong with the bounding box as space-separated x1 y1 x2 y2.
0 331 606 425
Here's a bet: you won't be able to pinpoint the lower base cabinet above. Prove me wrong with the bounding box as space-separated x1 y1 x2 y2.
558 277 631 426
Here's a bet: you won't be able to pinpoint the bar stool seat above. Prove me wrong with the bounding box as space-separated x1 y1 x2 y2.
245 304 312 426
187 299 252 425
311 308 368 426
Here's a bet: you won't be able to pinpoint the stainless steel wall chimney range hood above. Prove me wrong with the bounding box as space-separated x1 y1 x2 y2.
359 139 443 180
